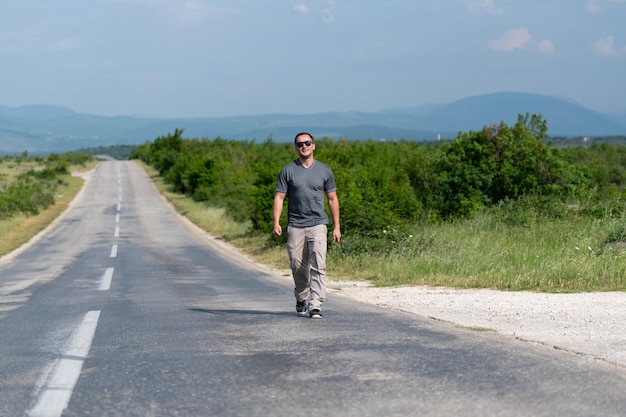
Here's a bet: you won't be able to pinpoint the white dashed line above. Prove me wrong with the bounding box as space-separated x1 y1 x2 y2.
99 268 114 291
28 311 101 417
109 245 118 258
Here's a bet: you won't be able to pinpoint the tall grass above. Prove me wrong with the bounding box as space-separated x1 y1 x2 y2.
0 159 45 186
332 209 626 292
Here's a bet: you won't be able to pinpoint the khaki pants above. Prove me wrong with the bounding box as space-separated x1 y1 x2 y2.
287 224 328 310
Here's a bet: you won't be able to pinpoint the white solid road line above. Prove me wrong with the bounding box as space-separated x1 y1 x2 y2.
99 267 114 291
28 310 101 417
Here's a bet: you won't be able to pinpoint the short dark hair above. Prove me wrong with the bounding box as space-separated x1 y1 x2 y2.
294 132 314 144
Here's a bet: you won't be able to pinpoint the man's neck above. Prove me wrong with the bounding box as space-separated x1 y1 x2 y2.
299 155 315 168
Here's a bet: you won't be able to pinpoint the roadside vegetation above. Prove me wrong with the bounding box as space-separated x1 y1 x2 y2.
0 152 95 256
3 115 625 293
129 115 626 292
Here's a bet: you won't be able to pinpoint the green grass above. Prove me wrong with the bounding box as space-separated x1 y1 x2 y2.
0 158 44 187
331 213 626 292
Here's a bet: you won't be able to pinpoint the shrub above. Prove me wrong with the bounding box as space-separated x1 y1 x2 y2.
429 114 585 218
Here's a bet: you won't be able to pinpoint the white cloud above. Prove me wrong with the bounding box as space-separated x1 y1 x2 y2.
178 1 216 23
106 0 165 5
586 0 601 10
487 29 556 54
593 36 626 56
586 0 626 11
52 37 82 50
487 28 532 52
322 0 336 22
178 1 238 24
106 0 237 24
537 39 555 54
293 1 334 22
293 4 310 14
467 0 504 15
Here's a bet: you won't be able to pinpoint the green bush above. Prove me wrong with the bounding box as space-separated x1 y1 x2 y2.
428 114 585 218
0 181 54 218
0 152 85 219
132 115 624 245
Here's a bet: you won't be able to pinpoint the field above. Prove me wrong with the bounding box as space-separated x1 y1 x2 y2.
0 156 97 256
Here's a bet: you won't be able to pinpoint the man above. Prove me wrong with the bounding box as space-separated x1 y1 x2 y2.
273 132 341 319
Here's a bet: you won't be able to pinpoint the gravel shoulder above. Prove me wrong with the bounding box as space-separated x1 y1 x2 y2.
329 281 626 368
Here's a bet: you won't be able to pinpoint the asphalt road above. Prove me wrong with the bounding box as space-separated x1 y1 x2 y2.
1 160 625 417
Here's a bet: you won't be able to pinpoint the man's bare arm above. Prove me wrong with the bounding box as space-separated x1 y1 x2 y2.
273 191 286 236
327 190 341 243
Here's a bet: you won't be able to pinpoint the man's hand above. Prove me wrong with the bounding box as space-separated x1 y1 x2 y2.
333 227 341 243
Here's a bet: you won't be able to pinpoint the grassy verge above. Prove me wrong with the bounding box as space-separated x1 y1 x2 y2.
0 160 98 257
332 213 626 292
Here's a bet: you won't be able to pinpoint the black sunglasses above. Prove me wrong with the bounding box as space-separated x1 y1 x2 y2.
296 140 312 148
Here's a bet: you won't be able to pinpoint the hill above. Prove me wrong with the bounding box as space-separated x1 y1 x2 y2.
1 92 625 154
420 92 626 136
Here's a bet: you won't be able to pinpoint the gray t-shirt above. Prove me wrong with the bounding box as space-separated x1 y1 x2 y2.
275 159 337 227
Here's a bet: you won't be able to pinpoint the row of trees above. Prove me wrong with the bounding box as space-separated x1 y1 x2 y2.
130 115 625 239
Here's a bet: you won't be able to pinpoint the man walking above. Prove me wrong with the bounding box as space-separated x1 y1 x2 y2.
273 132 341 319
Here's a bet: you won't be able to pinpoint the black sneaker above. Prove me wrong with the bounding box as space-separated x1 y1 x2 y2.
296 301 308 316
309 309 322 319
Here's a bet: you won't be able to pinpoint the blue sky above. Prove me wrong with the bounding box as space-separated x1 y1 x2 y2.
1 0 625 118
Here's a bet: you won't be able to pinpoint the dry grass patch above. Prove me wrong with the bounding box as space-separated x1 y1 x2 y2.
0 159 44 187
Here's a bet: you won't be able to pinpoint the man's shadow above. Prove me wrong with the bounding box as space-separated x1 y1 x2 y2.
189 308 294 317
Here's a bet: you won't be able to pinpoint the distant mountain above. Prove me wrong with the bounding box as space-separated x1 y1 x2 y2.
419 92 626 136
606 109 626 127
1 93 625 155
0 104 77 120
